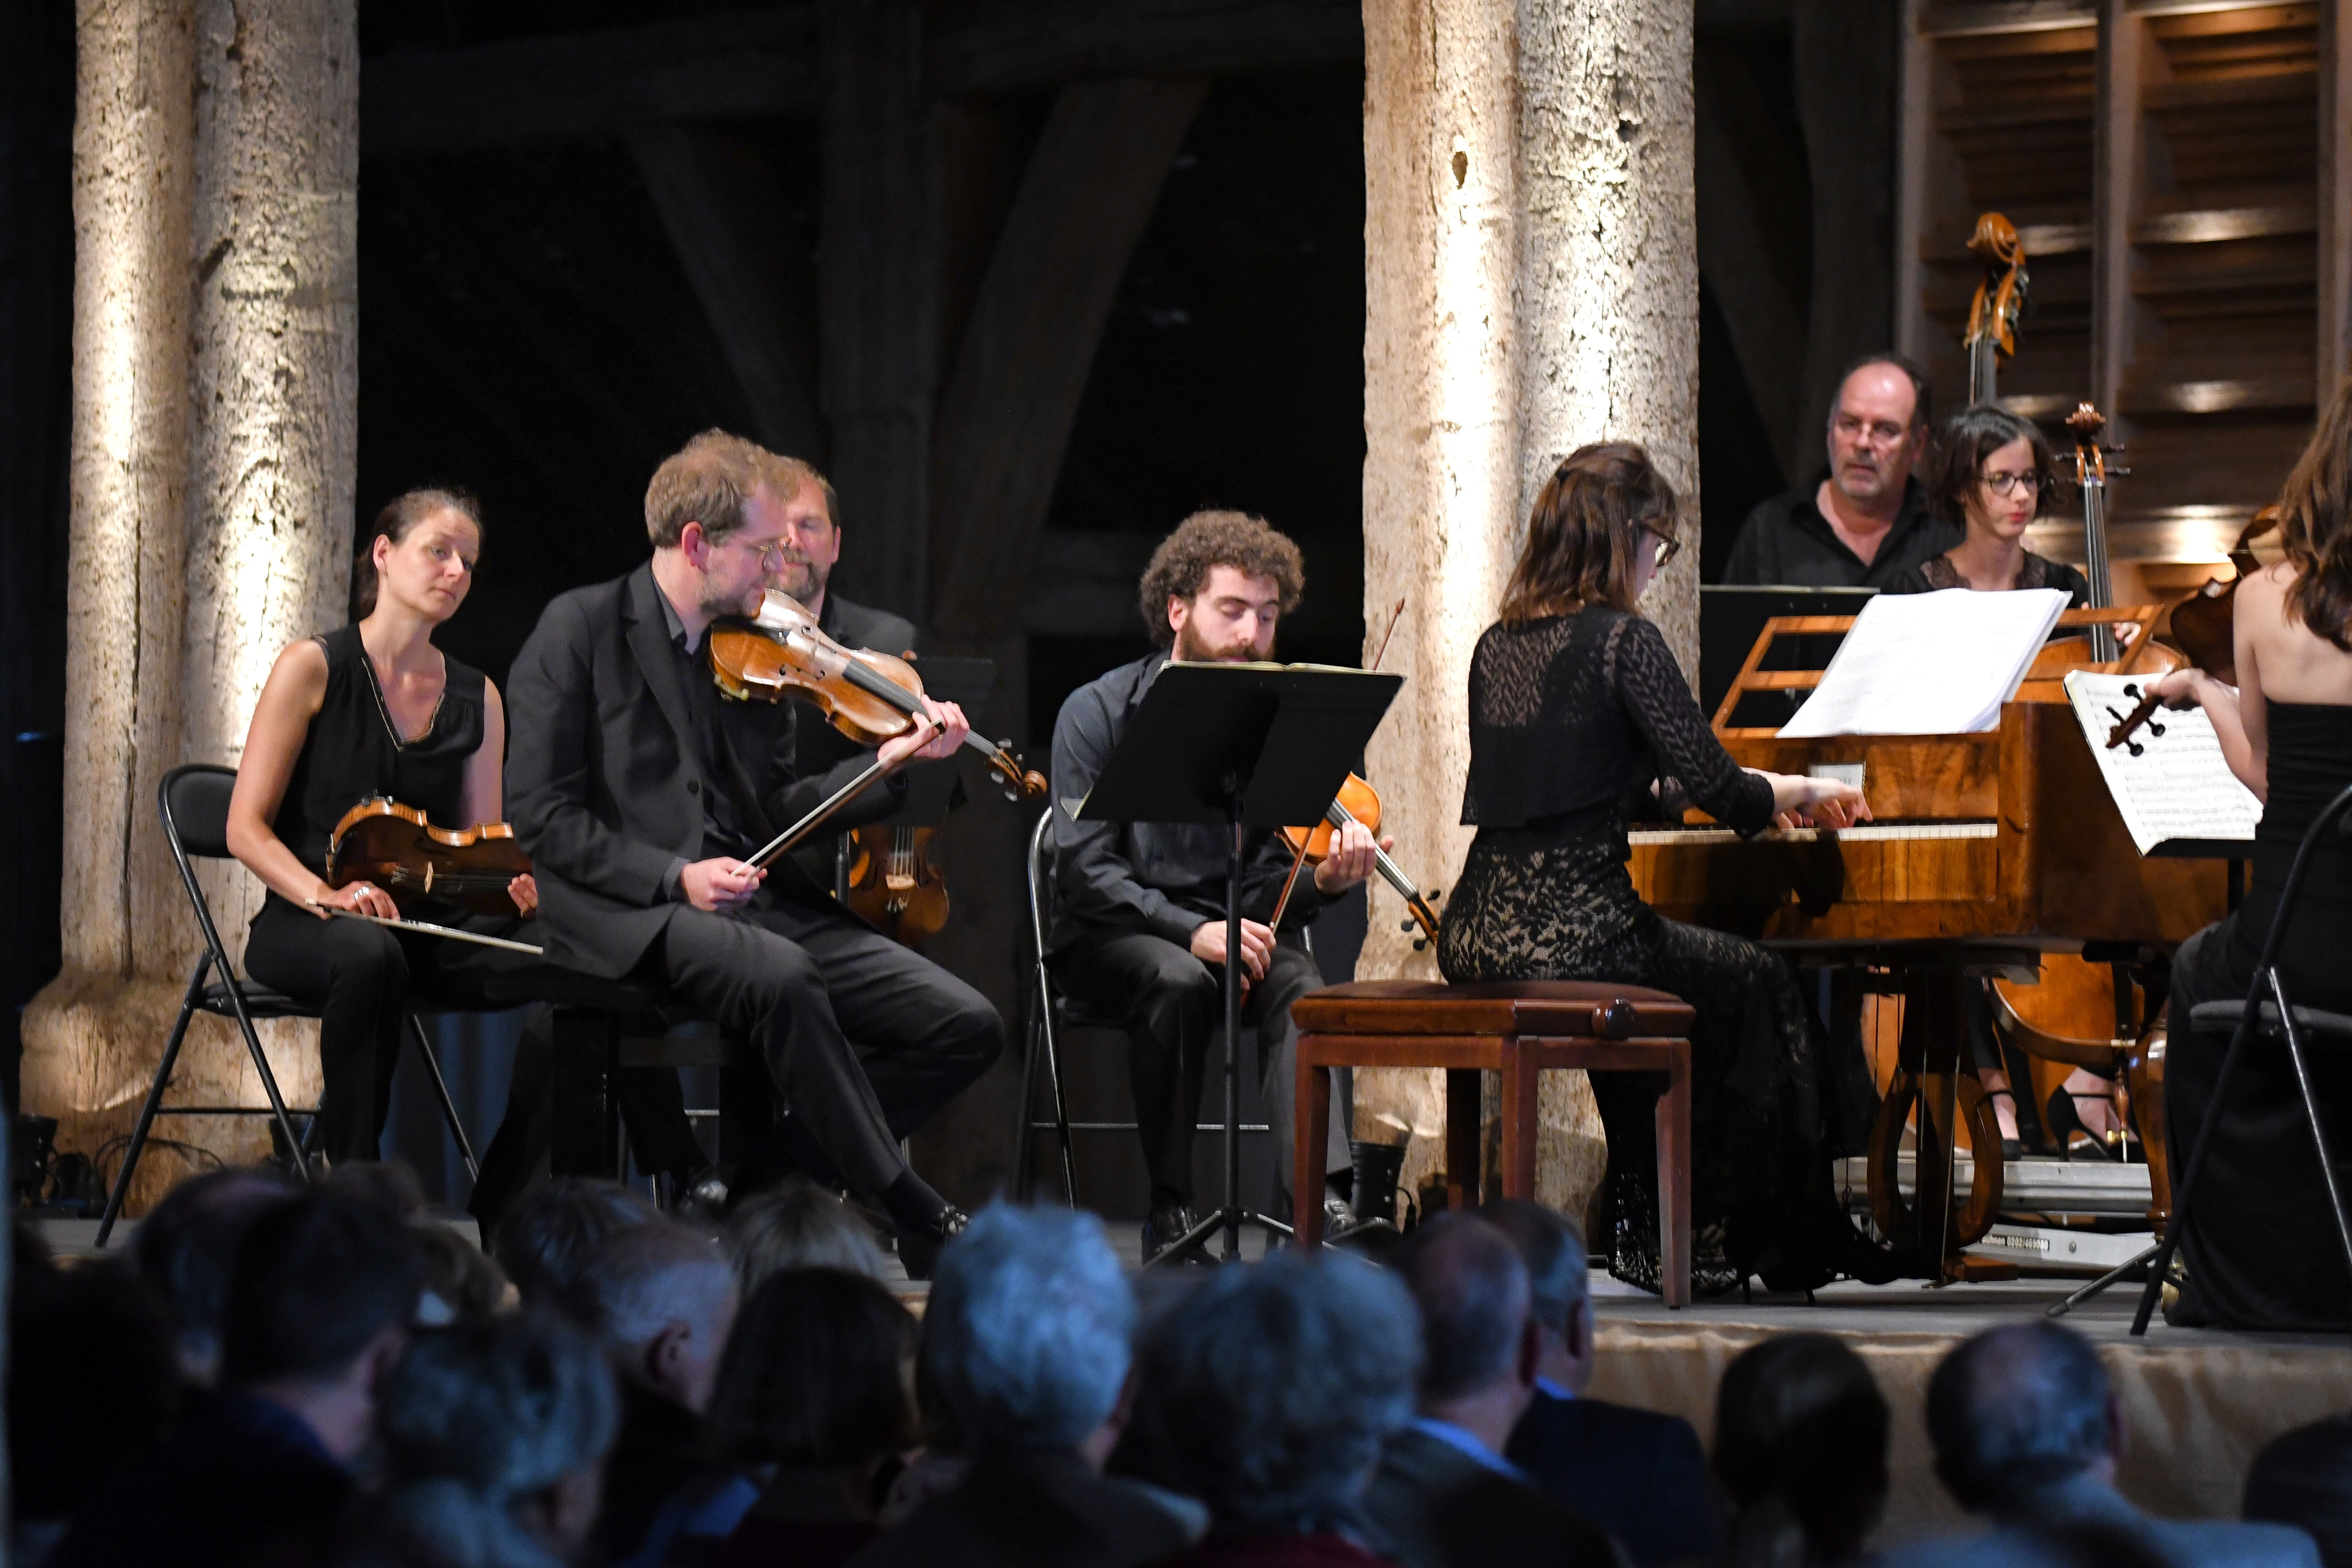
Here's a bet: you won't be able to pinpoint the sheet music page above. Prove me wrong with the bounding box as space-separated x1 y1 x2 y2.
1778 588 2068 738
2063 671 2262 855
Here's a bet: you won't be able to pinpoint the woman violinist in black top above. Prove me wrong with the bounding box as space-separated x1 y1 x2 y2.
226 489 543 1167
1437 443 1886 1294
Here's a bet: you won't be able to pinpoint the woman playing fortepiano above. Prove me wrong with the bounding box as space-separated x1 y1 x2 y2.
1436 443 1884 1295
2148 378 2352 1331
1883 405 2089 605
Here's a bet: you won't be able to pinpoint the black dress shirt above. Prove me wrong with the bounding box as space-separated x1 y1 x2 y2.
1720 475 1959 588
659 590 756 861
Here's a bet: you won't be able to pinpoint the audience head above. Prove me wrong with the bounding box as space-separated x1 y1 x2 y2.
1396 1212 1539 1424
131 1166 297 1384
1926 404 2061 544
1481 1199 1592 1396
2276 373 2352 650
1823 354 1932 507
493 1177 661 1312
370 1309 620 1568
706 1268 917 1484
1715 1333 1889 1566
924 1203 1134 1460
561 1220 737 1414
2245 1414 2352 1568
1135 1251 1420 1537
723 1177 892 1297
1138 509 1304 662
9 1244 180 1528
221 1190 427 1460
1501 441 1679 622
1926 1322 2115 1515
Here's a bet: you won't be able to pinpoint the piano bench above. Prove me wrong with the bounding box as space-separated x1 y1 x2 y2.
1291 979 1698 1307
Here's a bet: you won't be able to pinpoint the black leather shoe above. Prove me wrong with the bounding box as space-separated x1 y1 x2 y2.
896 1205 969 1282
1141 1200 1205 1263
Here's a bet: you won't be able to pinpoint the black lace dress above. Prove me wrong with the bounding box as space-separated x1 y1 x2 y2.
1437 607 1864 1293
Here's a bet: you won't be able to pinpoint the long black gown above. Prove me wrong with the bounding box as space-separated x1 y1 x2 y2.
1435 606 1873 1293
2164 702 2352 1331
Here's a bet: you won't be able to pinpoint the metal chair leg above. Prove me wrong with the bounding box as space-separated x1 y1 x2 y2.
218 974 315 1183
1040 989 1078 1205
96 955 211 1247
408 1014 480 1184
1015 990 1043 1202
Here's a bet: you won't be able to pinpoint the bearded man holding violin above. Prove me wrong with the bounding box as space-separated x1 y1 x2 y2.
1047 510 1385 1258
501 428 1002 1262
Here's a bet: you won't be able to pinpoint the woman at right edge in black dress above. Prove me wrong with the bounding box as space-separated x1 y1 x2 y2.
1437 442 1889 1295
2150 376 2352 1331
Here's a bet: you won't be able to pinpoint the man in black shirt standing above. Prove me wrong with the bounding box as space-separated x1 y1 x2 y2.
1722 354 1958 587
1048 511 1381 1258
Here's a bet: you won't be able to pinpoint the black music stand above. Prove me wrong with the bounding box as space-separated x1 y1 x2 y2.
1081 662 1402 1264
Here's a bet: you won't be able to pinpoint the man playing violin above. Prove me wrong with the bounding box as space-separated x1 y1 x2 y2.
227 489 567 1170
1047 510 1384 1258
504 430 1002 1261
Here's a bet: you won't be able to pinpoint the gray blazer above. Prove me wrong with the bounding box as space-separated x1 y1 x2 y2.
504 563 901 977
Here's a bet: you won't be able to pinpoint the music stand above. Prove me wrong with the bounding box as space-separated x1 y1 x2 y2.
1081 662 1402 1264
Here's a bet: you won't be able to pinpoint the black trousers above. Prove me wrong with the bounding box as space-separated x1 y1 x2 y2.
1051 927 1348 1208
243 896 572 1165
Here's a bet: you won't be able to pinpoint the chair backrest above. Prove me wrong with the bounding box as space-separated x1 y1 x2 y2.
160 764 240 860
1026 810 1054 961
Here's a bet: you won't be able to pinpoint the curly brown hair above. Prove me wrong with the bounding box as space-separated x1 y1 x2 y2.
1499 443 1678 622
1137 510 1305 648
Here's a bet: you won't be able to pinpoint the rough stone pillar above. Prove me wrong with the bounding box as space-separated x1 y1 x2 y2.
1357 0 1699 1220
23 0 357 1207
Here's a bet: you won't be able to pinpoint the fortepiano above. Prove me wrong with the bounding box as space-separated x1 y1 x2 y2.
1629 606 2230 1280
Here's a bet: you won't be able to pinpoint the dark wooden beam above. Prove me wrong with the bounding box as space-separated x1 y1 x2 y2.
928 76 1209 642
624 125 825 462
362 8 819 158
930 0 1358 95
819 0 939 620
1792 0 1899 458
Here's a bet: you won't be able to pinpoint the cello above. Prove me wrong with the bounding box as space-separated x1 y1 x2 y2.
1964 212 2028 406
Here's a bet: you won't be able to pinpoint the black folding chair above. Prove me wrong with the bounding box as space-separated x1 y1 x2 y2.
95 765 479 1246
1014 811 1281 1206
2132 780 2352 1333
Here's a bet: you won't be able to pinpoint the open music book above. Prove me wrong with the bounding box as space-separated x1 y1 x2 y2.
2063 671 2262 856
1778 588 2069 738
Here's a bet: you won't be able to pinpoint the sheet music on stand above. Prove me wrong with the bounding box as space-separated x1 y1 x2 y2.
1778 588 2068 738
2062 671 2262 857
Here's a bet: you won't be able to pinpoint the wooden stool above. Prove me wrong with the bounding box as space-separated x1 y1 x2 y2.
1293 979 1698 1307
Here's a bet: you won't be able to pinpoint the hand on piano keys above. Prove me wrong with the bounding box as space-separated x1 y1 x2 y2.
1752 769 1873 832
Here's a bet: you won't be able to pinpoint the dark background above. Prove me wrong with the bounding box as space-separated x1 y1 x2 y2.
0 3 1805 1118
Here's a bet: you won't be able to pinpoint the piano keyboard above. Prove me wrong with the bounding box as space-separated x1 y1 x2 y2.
1628 821 1998 846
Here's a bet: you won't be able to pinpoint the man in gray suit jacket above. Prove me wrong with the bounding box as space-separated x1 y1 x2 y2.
1890 1322 2317 1568
503 430 1001 1258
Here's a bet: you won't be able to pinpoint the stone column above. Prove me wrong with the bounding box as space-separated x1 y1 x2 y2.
1357 0 1699 1219
23 0 357 1208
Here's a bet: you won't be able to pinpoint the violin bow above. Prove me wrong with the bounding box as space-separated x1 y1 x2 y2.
1268 597 1412 933
309 903 546 955
743 713 948 874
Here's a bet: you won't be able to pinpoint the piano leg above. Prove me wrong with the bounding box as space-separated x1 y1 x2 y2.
1867 966 2019 1284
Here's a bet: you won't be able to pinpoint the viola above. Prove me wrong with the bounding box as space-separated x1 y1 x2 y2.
846 823 950 947
326 797 531 916
1274 773 1443 950
2102 505 2274 752
707 590 1045 801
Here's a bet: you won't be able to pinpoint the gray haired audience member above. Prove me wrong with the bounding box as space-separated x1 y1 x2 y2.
1889 1322 2317 1568
562 1219 739 1566
492 1176 662 1311
1484 1199 1720 1565
341 1310 620 1568
1364 1213 1615 1568
1131 1248 1420 1568
724 1176 893 1296
128 1166 296 1384
1713 1333 1887 1568
851 1204 1198 1568
2246 1416 2352 1568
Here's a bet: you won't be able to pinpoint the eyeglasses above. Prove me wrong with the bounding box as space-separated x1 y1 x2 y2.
1980 470 2042 497
1643 526 1681 570
1832 414 1911 445
734 536 796 572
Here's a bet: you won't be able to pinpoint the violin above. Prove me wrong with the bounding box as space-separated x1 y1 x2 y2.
1964 212 2028 405
1273 776 1443 950
2103 504 2276 751
327 797 531 916
845 824 950 947
708 591 1045 801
